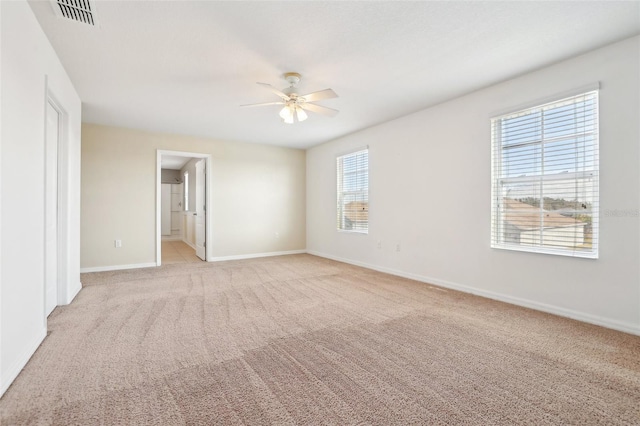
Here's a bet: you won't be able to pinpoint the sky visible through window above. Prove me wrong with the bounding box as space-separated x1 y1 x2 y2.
341 153 369 195
499 96 596 207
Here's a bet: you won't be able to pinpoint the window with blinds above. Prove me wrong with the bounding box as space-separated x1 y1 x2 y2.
491 91 599 258
337 149 369 233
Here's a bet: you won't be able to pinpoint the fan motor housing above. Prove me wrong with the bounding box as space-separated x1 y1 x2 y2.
283 87 299 97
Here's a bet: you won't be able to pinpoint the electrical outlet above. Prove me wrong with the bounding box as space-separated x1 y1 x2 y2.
115 239 122 248
275 232 280 239
396 242 401 252
377 240 382 249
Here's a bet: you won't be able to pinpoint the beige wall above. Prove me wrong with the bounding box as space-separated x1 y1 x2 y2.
81 124 306 269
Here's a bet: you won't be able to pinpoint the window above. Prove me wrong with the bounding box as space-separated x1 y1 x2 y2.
183 172 189 211
491 91 599 258
337 148 369 233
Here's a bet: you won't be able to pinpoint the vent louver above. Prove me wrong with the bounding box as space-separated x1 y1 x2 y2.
51 0 97 26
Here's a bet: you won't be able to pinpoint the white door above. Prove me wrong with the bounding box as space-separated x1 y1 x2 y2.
161 184 171 235
195 159 206 260
45 102 59 316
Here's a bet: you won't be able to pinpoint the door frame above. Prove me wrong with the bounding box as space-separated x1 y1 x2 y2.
194 158 207 260
44 87 71 322
156 150 213 265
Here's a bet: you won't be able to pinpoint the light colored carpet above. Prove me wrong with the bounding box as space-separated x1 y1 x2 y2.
1 254 639 425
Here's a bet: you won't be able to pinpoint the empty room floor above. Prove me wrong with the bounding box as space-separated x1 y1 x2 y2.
161 240 201 264
1 254 639 424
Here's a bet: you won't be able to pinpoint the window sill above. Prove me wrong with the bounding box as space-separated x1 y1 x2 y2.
491 243 598 259
337 229 368 235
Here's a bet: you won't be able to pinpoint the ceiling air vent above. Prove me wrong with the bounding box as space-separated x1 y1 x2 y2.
50 0 97 26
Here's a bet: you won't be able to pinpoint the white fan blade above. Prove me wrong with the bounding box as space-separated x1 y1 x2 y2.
240 101 285 107
257 82 290 101
300 88 338 102
300 102 339 117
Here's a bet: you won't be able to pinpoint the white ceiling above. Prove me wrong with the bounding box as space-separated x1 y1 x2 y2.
29 1 640 150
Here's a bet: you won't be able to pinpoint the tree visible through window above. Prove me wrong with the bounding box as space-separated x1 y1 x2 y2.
337 149 369 233
491 91 599 258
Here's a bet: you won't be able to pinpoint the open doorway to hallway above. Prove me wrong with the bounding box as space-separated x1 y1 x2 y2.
156 150 212 266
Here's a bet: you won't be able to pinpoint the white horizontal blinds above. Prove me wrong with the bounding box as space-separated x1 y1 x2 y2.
491 91 599 258
337 149 369 232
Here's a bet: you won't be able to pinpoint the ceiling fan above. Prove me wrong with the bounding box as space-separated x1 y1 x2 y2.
241 72 339 124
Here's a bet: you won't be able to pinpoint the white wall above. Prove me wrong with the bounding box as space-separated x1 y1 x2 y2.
307 36 640 335
0 0 81 396
81 124 306 269
0 0 4 398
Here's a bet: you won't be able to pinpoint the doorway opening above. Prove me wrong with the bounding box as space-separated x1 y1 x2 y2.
156 150 212 265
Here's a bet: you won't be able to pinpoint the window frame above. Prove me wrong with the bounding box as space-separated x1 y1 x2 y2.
336 148 369 234
490 90 599 259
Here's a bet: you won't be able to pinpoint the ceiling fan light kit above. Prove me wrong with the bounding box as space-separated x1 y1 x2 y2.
242 72 339 124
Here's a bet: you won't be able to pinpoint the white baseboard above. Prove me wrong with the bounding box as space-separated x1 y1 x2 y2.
0 327 47 397
209 249 307 262
307 250 640 336
80 262 157 273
